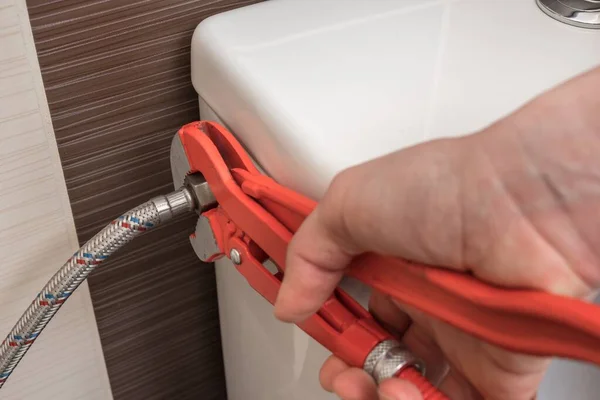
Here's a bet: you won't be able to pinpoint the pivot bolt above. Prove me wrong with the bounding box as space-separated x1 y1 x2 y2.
230 249 241 265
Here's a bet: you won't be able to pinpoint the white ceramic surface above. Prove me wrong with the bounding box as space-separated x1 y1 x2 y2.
191 1 600 399
0 1 112 399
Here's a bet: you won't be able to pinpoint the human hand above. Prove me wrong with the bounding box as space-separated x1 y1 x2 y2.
273 65 600 400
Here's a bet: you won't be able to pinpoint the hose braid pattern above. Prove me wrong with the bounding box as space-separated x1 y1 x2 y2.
0 201 160 388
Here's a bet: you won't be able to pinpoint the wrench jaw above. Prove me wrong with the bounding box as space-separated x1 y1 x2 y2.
189 214 223 263
170 131 220 262
170 132 193 190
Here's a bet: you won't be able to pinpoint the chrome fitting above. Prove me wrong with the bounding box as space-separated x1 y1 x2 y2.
363 340 426 384
536 0 600 29
184 173 217 213
151 187 195 223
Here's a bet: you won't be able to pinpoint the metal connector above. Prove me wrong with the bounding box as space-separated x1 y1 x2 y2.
363 339 426 384
536 0 600 29
151 187 195 223
184 173 217 213
180 173 220 262
151 172 217 223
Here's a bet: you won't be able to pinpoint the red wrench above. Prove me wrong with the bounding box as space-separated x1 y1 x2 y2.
172 120 600 397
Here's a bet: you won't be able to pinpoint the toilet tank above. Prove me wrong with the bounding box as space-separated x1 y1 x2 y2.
190 1 600 399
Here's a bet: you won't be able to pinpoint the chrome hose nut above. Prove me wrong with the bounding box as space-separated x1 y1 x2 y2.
184 174 217 213
363 339 426 384
151 187 195 223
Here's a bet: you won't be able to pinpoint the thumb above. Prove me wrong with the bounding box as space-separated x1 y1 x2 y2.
274 204 360 322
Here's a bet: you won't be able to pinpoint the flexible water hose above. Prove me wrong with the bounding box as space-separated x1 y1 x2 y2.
0 188 194 389
0 184 448 398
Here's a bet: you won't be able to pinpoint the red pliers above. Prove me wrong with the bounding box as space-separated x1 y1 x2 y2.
172 121 600 396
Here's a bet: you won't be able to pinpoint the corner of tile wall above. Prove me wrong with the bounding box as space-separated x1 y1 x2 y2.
0 0 113 399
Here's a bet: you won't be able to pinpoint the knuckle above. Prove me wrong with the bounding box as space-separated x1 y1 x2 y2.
321 169 357 239
327 168 354 198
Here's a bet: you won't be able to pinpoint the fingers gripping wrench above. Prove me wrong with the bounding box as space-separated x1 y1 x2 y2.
170 121 600 388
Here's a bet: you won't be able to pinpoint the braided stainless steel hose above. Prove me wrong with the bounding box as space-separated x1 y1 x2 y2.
0 187 194 389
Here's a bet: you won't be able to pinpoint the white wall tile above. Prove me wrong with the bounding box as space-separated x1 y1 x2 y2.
0 26 24 60
0 4 18 29
0 58 31 97
0 1 112 399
